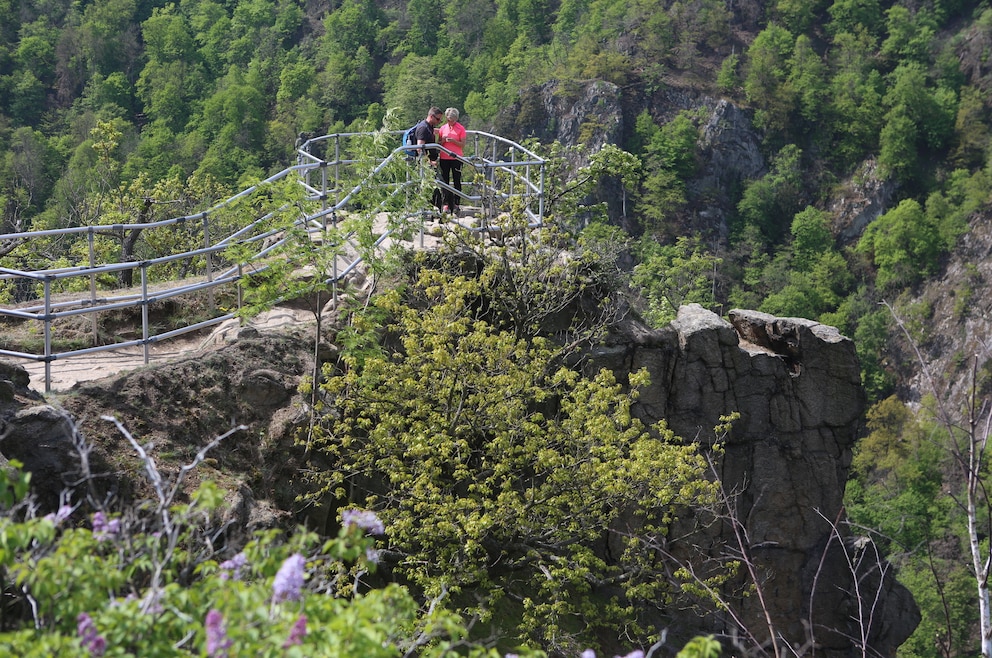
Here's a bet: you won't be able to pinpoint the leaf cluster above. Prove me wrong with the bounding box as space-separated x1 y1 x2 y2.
306 243 717 653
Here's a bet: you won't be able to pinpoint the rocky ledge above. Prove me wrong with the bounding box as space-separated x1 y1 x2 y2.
0 305 919 655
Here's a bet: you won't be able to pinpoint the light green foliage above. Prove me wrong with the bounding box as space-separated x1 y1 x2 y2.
789 205 833 271
716 52 740 93
847 396 947 550
951 85 991 169
759 250 852 320
878 62 957 180
743 24 796 135
844 395 979 656
633 109 703 233
754 205 852 321
787 34 827 125
925 167 988 250
825 30 884 168
827 0 883 37
537 141 641 231
307 241 717 653
0 463 504 657
856 198 941 291
676 635 722 658
633 235 721 326
880 5 936 63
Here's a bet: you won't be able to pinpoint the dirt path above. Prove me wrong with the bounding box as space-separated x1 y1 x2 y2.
12 307 315 393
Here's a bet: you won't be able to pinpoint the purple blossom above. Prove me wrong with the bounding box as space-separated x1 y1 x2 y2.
341 509 385 535
272 554 306 603
219 552 249 581
91 512 120 541
580 651 596 658
282 614 308 648
44 504 74 525
77 612 106 657
205 609 232 657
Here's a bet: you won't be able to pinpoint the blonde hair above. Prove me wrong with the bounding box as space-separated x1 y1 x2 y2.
445 107 460 120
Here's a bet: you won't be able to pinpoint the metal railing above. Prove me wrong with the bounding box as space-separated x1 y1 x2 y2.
0 130 546 392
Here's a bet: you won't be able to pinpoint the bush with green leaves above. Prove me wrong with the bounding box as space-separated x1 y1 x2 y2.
304 230 720 654
0 451 536 657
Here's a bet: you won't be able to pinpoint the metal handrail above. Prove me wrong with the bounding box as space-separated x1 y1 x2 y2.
0 130 545 391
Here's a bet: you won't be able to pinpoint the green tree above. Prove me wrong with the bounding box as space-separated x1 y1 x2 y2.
634 109 702 234
736 143 804 245
307 239 717 654
789 205 833 271
773 0 827 33
78 0 140 78
137 4 210 134
880 5 936 63
787 34 827 126
633 235 721 326
856 198 941 291
826 0 883 37
743 24 796 137
878 62 957 180
825 29 884 168
403 0 443 56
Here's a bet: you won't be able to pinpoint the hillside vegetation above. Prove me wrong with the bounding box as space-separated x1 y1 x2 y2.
3 0 992 655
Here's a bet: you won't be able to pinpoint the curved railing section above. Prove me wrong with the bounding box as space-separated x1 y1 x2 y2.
0 131 545 391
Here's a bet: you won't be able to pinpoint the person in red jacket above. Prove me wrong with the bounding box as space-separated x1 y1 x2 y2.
437 107 467 214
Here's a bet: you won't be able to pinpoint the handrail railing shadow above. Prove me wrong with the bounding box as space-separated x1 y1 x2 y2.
0 130 545 391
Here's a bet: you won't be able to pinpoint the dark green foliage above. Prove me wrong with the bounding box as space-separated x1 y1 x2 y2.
736 144 804 245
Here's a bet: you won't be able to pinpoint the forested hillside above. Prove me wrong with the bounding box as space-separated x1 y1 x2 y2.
3 0 992 654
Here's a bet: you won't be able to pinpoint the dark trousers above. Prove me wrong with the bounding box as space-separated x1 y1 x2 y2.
439 159 462 209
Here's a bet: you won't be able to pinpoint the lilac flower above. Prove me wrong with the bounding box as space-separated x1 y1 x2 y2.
219 552 249 581
365 546 381 564
91 512 121 541
77 612 106 657
205 609 232 657
272 554 306 603
282 614 308 648
342 509 385 535
44 504 74 525
580 651 596 658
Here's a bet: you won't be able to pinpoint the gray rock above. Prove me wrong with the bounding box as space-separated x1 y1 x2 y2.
591 305 916 656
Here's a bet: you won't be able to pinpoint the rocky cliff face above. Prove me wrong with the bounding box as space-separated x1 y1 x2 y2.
589 304 919 655
0 303 919 654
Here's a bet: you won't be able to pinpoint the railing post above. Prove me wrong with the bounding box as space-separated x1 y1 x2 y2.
141 263 150 364
202 212 214 310
539 162 546 226
321 161 329 232
43 276 52 394
237 263 244 317
334 136 341 207
88 228 98 345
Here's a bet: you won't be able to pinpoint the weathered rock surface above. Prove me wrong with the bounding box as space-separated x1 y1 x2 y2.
0 304 918 655
590 304 918 656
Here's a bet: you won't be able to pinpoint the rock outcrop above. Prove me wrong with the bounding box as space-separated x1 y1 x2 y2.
591 304 919 656
0 304 919 655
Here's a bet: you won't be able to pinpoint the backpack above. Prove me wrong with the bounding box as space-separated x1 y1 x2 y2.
401 124 419 159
